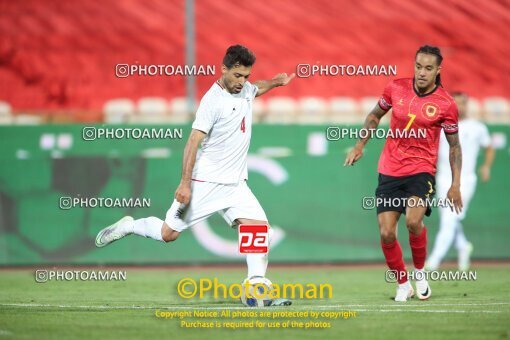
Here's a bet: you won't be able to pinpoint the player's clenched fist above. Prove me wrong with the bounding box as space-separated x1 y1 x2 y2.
174 182 191 204
344 145 364 166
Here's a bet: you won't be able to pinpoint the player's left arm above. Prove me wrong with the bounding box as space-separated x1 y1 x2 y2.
445 132 463 214
254 73 295 97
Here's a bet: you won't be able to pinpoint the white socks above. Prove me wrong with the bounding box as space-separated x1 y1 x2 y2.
130 217 164 242
246 227 273 278
247 253 268 278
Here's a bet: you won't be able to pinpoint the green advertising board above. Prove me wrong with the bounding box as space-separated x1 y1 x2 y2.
0 124 508 265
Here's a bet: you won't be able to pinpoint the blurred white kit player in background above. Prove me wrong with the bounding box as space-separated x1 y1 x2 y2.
427 92 495 271
96 45 295 282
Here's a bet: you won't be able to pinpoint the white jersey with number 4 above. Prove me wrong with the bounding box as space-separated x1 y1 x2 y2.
191 80 258 184
437 118 491 183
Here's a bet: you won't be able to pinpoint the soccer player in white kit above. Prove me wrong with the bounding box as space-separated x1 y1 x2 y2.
427 92 495 271
95 45 295 282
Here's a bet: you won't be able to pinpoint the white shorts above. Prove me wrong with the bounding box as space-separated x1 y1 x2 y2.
165 180 268 232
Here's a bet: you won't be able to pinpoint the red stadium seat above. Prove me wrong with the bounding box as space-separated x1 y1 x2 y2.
0 0 508 119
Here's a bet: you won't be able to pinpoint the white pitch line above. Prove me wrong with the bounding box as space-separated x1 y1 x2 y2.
0 303 156 310
314 302 510 308
0 302 506 314
355 309 501 314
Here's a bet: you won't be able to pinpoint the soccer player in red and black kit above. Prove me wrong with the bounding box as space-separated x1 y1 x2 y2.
344 45 463 302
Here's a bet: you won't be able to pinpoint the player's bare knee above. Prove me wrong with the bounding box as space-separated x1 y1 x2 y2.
235 218 268 226
162 230 179 243
377 216 397 243
405 217 422 234
161 223 180 243
233 219 270 231
380 228 397 243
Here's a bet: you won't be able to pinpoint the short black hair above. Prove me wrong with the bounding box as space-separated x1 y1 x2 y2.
416 45 443 86
222 45 256 69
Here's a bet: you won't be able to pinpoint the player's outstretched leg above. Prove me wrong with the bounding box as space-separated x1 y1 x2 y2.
95 216 134 247
378 211 413 302
96 216 179 247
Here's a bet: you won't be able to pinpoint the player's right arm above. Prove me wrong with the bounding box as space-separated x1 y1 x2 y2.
175 91 217 204
174 129 206 204
344 104 388 166
344 81 392 166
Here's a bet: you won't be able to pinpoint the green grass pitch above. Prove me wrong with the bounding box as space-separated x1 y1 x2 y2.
1 265 509 339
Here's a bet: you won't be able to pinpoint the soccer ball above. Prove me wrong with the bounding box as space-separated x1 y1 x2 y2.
240 276 273 307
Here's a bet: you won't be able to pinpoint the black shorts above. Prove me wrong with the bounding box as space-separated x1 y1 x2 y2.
375 172 436 216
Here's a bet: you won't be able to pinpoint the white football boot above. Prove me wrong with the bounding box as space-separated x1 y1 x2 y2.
95 216 134 248
415 276 432 300
394 281 414 302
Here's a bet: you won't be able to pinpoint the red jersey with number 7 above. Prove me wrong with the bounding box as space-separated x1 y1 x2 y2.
377 78 458 177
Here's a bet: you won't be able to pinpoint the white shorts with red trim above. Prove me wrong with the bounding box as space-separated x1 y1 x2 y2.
164 180 268 232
